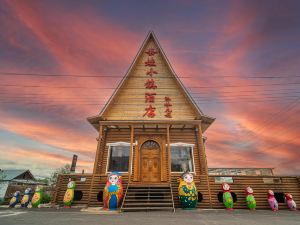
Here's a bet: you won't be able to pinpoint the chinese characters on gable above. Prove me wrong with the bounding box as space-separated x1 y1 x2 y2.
164 96 172 118
143 47 158 118
143 47 172 118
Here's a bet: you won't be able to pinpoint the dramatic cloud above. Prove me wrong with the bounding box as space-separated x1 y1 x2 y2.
0 0 299 176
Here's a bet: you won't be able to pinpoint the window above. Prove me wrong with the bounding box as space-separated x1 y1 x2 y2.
170 143 194 172
107 143 130 172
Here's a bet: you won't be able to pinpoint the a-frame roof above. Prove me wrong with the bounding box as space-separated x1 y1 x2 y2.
88 31 215 131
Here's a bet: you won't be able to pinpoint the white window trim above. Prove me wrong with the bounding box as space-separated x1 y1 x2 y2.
106 142 132 174
169 142 196 174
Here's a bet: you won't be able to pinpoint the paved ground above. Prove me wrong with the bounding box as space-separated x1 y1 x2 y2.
0 208 300 225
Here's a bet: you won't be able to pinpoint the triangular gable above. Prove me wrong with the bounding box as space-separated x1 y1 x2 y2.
88 31 215 130
98 31 204 120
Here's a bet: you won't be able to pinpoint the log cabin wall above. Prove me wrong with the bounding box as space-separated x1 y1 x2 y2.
208 175 300 209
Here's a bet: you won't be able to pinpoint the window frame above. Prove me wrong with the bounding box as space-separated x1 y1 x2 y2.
169 142 196 174
106 142 132 174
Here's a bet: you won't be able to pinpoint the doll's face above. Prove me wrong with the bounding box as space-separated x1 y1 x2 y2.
286 193 292 199
109 174 118 185
14 191 20 197
183 173 193 184
223 183 230 191
25 188 31 194
268 190 274 196
67 181 75 189
246 187 253 194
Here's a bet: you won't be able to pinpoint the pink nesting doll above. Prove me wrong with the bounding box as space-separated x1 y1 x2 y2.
285 193 297 211
267 190 278 211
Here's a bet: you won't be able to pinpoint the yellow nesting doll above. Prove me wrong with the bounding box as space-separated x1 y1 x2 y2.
63 181 76 207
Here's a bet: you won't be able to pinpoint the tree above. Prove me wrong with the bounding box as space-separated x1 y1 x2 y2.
49 164 71 185
0 171 6 181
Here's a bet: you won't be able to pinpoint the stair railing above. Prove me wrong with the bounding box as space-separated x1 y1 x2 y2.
120 182 130 212
169 183 176 213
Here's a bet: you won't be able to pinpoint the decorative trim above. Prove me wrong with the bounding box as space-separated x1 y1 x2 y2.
106 142 131 147
168 142 195 147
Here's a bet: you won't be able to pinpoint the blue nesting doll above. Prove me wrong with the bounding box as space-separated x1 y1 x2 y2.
21 188 32 208
178 172 198 209
9 191 21 208
103 172 123 210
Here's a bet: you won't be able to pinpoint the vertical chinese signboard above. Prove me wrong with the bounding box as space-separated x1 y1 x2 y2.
143 46 172 118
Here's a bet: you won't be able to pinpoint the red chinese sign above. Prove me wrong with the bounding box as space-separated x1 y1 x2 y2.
164 96 172 118
145 57 156 67
144 79 157 89
145 93 156 103
145 48 158 56
143 105 156 118
143 47 158 117
146 68 158 77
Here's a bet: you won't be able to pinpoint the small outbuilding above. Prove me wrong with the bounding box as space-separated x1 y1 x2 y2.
0 169 39 203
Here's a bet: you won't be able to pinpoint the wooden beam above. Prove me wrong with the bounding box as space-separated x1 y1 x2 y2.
129 125 134 182
166 125 171 181
197 123 212 208
92 124 103 173
99 120 202 126
88 124 104 206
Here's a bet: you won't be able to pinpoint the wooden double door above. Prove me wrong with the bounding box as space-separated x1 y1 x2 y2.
140 140 161 182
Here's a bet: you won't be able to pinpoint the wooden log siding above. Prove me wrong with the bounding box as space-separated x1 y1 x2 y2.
55 174 93 206
207 175 300 209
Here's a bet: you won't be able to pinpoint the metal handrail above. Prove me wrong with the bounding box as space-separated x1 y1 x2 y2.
169 183 176 213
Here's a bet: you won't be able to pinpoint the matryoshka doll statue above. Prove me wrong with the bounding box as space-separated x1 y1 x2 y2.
178 171 198 209
31 185 43 208
245 186 256 210
63 181 76 208
222 183 233 211
21 188 32 208
103 172 123 210
9 191 21 208
285 193 297 211
267 190 278 211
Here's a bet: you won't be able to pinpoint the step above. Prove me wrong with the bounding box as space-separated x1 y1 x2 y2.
128 189 170 191
122 207 174 212
124 202 173 206
125 199 172 202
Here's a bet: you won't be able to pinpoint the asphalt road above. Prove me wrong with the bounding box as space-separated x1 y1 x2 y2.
0 208 300 225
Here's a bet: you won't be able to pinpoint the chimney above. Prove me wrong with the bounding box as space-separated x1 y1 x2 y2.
70 154 78 173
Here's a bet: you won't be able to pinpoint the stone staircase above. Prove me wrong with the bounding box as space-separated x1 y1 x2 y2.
121 184 175 212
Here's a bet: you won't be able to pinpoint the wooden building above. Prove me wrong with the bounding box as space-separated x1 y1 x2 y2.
54 32 300 211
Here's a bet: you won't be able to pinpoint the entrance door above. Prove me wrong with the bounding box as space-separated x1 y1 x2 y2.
140 140 160 182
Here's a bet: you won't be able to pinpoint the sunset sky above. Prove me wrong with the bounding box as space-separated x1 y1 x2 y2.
0 0 300 177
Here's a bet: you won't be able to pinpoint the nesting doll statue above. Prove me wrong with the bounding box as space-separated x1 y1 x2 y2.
21 188 32 208
245 186 256 210
267 190 278 211
222 183 233 211
9 191 21 208
31 186 43 208
103 172 123 210
63 181 76 207
285 193 297 211
178 171 198 209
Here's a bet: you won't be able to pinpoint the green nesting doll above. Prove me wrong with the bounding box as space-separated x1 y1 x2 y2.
222 183 233 210
63 181 76 207
178 172 198 209
31 186 43 208
245 186 256 210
